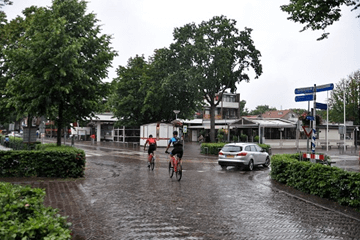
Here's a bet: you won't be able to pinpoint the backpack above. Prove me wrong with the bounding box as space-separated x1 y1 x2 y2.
172 137 182 147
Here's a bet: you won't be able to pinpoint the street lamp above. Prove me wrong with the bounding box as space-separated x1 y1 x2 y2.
173 110 180 119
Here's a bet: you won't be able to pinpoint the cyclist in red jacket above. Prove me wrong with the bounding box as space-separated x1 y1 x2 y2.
144 134 157 168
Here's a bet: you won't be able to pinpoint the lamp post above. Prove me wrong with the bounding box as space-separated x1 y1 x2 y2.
173 110 180 119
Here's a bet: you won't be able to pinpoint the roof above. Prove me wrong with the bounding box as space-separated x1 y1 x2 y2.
261 110 294 119
231 117 296 128
90 113 118 122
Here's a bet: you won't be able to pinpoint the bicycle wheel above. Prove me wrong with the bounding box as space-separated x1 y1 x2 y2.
168 161 174 178
150 156 155 171
175 162 182 181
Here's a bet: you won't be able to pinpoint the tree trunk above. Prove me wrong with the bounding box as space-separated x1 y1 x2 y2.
56 103 63 146
210 105 216 142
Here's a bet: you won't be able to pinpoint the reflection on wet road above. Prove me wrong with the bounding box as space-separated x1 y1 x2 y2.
77 148 360 239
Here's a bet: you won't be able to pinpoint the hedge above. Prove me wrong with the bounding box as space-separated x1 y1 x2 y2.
0 182 72 239
0 144 85 178
0 135 41 150
200 142 272 155
270 154 360 211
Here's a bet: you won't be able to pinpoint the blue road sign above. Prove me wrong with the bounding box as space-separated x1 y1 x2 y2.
295 83 334 94
316 102 328 110
316 83 334 93
295 94 314 102
306 116 314 121
295 87 313 94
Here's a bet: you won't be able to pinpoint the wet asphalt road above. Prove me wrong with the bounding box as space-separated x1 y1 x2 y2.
2 141 360 239
77 146 360 240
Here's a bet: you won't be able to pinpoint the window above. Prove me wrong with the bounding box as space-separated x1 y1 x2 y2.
222 146 242 152
254 145 262 152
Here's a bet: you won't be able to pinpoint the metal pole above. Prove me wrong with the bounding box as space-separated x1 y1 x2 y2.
307 101 310 152
344 81 346 152
312 84 317 154
326 91 329 152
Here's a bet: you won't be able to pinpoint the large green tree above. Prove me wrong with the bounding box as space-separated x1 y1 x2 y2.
281 0 360 40
4 0 116 145
0 6 36 127
109 49 202 126
329 70 360 124
169 15 262 142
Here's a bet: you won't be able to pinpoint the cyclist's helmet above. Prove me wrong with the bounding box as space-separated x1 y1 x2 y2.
173 131 178 135
149 134 153 138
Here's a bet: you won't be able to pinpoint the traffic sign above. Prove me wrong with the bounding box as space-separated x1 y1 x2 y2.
295 94 314 102
295 87 313 94
295 83 334 94
316 83 334 93
306 116 314 121
316 102 328 110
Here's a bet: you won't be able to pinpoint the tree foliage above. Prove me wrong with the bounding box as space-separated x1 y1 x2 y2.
109 50 202 126
329 70 360 124
239 100 249 116
169 15 262 142
281 0 360 40
249 105 277 115
4 0 116 145
0 0 12 9
0 6 35 126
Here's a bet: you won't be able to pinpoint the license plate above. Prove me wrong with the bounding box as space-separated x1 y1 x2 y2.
227 155 234 158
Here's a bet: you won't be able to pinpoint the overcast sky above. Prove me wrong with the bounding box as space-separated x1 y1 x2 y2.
3 0 360 111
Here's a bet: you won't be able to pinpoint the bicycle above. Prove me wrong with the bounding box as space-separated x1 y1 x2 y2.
165 151 182 181
144 149 155 171
149 152 155 171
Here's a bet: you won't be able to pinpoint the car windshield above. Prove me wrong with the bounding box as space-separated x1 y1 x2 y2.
222 146 242 152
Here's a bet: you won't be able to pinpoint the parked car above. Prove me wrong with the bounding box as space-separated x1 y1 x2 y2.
10 131 22 138
218 143 270 171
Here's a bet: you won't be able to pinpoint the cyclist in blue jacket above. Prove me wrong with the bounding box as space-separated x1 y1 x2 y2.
165 130 183 167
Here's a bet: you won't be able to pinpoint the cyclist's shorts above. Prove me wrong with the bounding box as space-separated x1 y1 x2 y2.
148 145 156 155
171 147 183 159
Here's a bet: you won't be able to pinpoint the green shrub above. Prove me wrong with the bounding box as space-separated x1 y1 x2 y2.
258 144 272 154
200 143 226 154
0 145 85 178
0 135 41 150
232 136 238 142
254 135 259 142
270 154 360 210
240 134 247 142
0 182 72 239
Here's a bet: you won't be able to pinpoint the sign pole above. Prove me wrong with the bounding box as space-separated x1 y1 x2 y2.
344 81 346 152
312 84 317 153
307 101 310 152
326 91 329 152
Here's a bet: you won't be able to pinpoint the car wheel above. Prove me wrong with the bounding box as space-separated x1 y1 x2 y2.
263 157 270 168
247 160 254 171
221 165 227 170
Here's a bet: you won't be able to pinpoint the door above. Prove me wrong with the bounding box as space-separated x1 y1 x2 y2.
192 130 198 142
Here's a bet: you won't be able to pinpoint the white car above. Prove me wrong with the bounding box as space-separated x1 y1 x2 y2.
218 143 270 171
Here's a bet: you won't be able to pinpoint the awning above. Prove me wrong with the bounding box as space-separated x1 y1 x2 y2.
231 118 296 128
